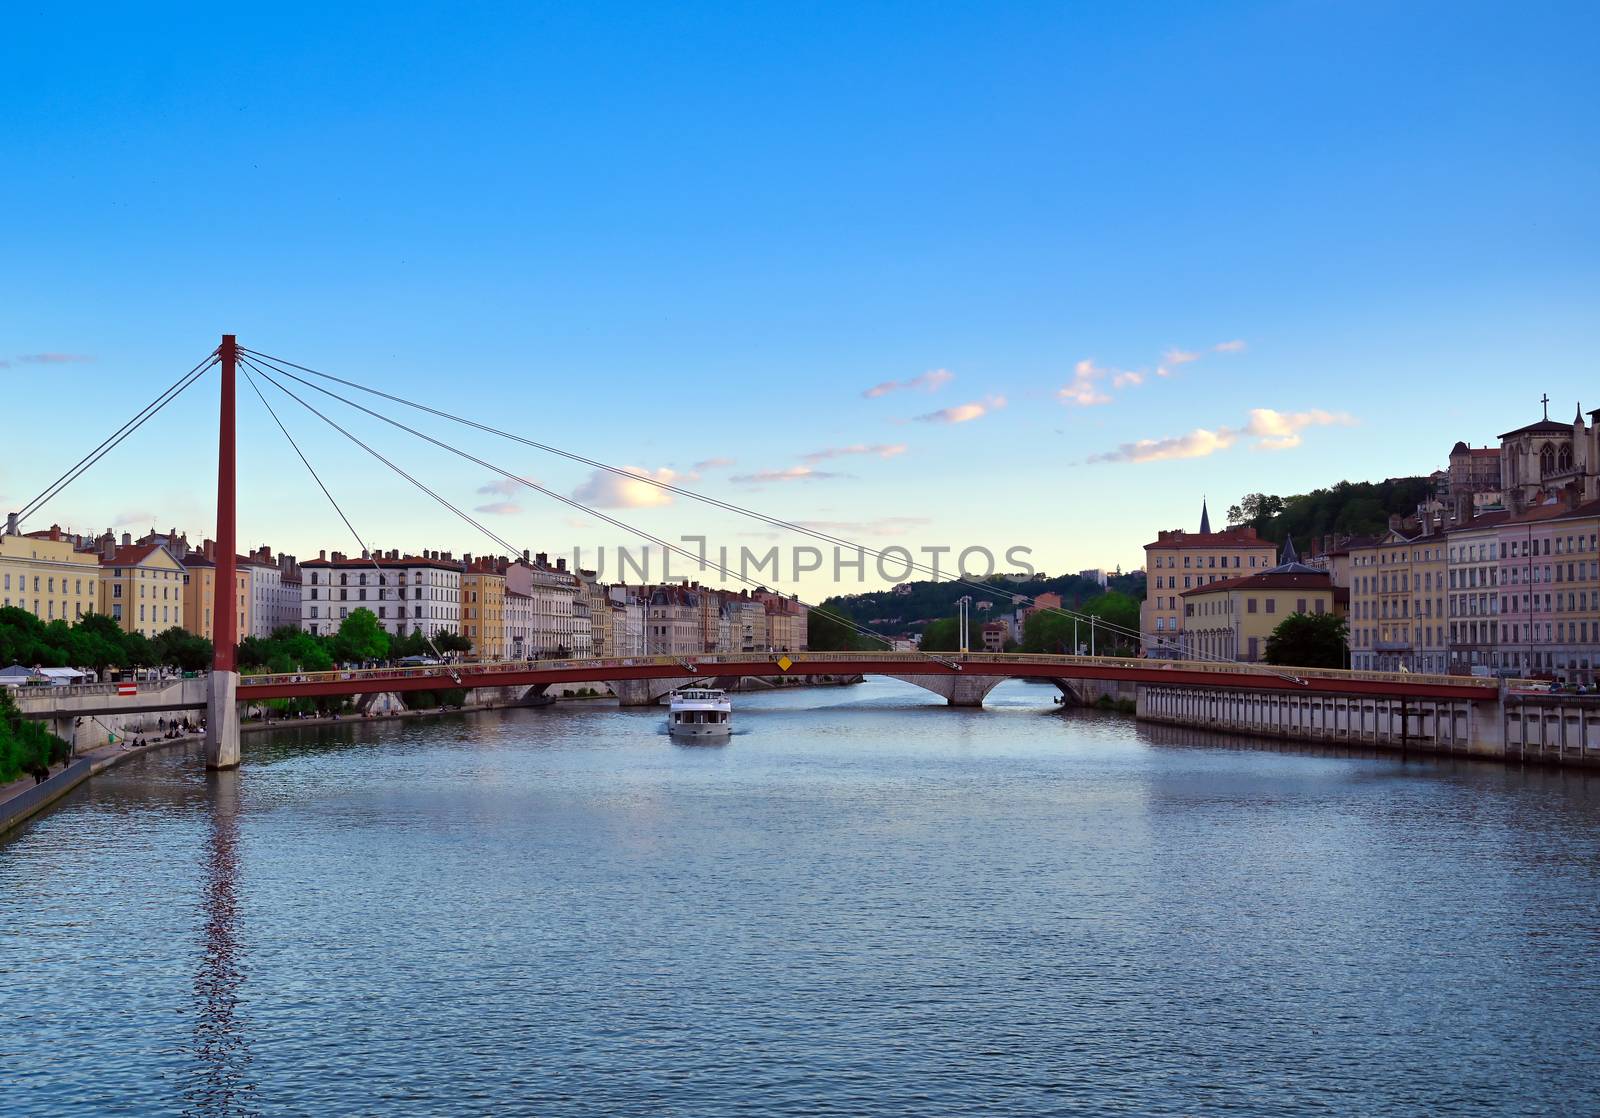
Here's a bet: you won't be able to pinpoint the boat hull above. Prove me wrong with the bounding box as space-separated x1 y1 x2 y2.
668 723 733 741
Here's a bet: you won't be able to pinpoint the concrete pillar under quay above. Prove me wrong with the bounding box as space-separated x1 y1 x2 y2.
206 670 241 770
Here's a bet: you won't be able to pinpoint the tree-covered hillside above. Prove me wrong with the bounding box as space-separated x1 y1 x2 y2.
1226 478 1433 545
809 569 1145 650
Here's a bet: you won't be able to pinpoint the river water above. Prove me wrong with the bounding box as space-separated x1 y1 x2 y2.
3 678 1600 1116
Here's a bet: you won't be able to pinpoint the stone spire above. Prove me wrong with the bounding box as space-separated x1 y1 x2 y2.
1199 498 1211 535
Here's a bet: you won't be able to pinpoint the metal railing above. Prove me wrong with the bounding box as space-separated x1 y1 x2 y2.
8 678 184 700
236 651 1509 691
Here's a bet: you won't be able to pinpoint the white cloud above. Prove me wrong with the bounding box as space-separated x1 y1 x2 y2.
800 443 907 463
112 510 157 527
1087 408 1355 464
1244 408 1355 450
1214 339 1247 353
1059 360 1112 406
1153 347 1201 378
1112 370 1144 389
1088 428 1240 464
477 473 539 496
728 466 846 485
863 368 954 398
571 466 678 508
915 395 1007 424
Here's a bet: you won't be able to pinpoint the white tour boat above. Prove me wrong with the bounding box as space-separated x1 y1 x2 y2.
667 687 733 741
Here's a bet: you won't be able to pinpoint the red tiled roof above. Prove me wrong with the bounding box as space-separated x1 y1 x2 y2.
1502 498 1600 527
1144 531 1276 551
301 556 464 571
100 545 169 568
1181 570 1334 596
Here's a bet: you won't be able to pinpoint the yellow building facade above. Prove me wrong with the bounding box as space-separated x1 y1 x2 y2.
461 565 506 659
1181 570 1341 664
0 528 100 623
99 544 188 638
1141 508 1278 657
180 556 252 645
1346 530 1451 673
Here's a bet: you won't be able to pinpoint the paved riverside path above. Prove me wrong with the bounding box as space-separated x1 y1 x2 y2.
0 729 205 837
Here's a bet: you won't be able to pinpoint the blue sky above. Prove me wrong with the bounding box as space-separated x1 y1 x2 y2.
2 2 1596 596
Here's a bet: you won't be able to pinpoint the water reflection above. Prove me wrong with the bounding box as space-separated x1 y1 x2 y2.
184 768 256 1118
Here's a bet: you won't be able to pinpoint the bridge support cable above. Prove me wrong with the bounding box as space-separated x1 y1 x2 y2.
11 351 219 531
236 347 1293 680
238 362 460 677
240 356 912 660
238 356 919 660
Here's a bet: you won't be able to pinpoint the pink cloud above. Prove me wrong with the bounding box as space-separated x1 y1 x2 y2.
863 368 954 398
729 466 847 485
1059 361 1112 406
915 395 1006 424
474 501 523 515
801 443 907 463
1087 407 1355 464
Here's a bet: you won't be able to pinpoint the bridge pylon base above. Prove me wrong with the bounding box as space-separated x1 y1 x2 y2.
206 670 241 770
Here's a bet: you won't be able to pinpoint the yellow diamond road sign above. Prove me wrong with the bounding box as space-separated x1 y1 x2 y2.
776 655 794 673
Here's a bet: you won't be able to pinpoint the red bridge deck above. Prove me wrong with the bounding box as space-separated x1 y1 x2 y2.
236 651 1505 703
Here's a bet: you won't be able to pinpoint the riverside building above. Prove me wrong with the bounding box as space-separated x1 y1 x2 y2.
1141 501 1278 658
0 525 100 623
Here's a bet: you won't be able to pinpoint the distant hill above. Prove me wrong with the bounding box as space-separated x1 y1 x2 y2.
1226 478 1433 547
811 569 1146 649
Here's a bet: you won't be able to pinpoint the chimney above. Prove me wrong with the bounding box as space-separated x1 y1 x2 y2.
319 549 327 561
101 533 116 560
202 538 216 561
522 549 530 563
556 558 567 572
122 532 132 547
48 524 60 541
463 553 473 566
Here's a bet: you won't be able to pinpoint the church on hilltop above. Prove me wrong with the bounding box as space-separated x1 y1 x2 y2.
1444 396 1600 518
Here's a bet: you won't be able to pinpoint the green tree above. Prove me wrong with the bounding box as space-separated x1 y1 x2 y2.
1263 612 1349 669
1019 592 1140 656
808 606 862 651
121 631 155 669
0 686 63 782
432 629 472 656
919 617 961 651
152 626 213 673
331 608 390 664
